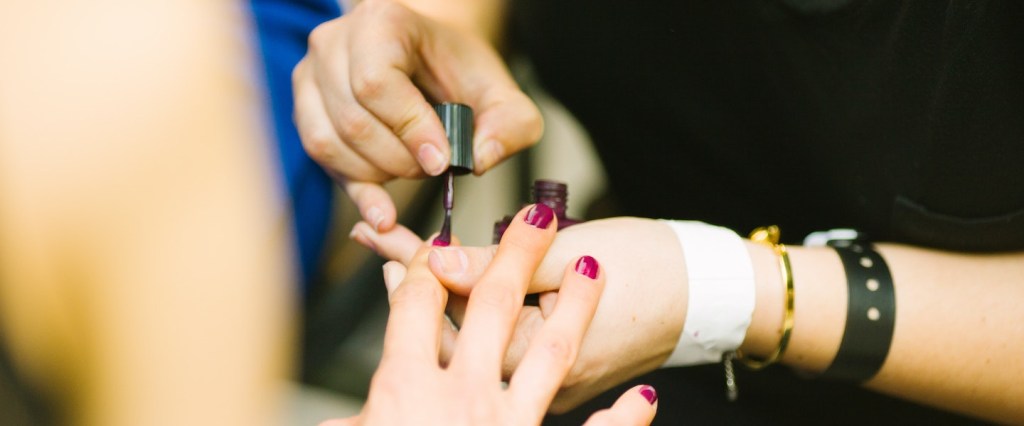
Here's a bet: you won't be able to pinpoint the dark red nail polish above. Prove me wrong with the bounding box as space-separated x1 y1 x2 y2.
639 385 657 405
523 203 555 229
432 237 450 247
575 256 599 279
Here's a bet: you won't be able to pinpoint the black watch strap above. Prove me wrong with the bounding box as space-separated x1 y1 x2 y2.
821 240 896 382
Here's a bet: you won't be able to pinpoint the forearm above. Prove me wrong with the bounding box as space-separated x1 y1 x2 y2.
741 242 1024 423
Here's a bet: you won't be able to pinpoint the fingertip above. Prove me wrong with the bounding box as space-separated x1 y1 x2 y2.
638 384 658 407
349 221 378 253
382 260 406 295
473 138 505 173
345 181 397 232
417 142 449 176
573 255 600 280
521 203 556 231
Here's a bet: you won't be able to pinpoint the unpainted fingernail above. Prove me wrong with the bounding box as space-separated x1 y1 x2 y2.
639 385 658 405
429 247 468 275
523 203 555 229
381 263 398 293
418 143 448 176
366 206 385 232
476 139 505 171
574 255 599 280
349 224 378 253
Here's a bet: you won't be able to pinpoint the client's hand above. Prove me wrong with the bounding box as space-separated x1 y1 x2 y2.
350 216 686 413
320 206 658 426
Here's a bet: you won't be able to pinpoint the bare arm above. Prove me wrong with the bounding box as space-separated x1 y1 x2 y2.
743 242 1024 423
370 216 1024 422
0 2 292 425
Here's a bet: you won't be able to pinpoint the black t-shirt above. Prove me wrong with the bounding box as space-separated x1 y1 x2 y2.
510 0 1021 424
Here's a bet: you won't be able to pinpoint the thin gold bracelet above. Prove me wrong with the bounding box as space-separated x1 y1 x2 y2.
735 225 795 370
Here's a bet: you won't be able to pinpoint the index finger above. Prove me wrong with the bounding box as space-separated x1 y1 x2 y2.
347 2 449 176
378 242 449 366
448 203 558 379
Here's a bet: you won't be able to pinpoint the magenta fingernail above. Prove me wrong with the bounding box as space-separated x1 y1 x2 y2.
639 385 657 405
575 256 599 279
523 203 554 229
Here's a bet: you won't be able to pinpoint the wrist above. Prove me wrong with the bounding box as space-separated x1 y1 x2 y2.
738 241 784 359
740 243 846 372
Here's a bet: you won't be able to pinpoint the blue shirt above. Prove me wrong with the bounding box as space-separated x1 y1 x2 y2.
250 0 342 293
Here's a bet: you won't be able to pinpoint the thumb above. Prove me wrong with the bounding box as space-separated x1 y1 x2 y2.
471 89 543 174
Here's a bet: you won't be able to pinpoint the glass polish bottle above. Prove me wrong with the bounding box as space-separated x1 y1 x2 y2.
492 179 583 243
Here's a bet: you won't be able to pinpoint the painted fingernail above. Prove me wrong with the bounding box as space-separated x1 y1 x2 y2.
429 247 468 275
366 206 384 232
639 385 658 405
418 143 448 176
523 203 554 229
575 255 599 279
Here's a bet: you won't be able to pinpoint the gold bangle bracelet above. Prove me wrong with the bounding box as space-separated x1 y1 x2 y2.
735 225 795 370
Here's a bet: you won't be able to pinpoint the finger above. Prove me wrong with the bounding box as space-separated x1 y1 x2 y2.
471 89 543 173
382 260 407 297
538 291 558 318
440 295 544 377
349 221 422 264
293 61 393 184
306 20 425 180
427 245 497 294
294 66 403 232
508 256 604 421
343 180 397 232
347 2 450 176
385 260 456 368
448 203 557 380
582 385 658 426
379 246 448 366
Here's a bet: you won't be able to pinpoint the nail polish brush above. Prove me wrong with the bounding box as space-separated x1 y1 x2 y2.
432 103 474 246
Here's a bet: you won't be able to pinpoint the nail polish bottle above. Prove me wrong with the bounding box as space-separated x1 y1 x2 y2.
433 103 474 247
492 179 583 243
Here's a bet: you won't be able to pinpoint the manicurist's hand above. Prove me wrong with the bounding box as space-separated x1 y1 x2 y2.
293 0 542 232
352 216 688 413
318 206 658 426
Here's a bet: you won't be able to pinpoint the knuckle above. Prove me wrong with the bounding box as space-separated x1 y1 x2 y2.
291 59 307 87
351 68 387 101
306 21 335 55
539 333 577 369
301 128 337 164
391 103 423 140
391 279 445 309
336 106 376 143
471 284 519 316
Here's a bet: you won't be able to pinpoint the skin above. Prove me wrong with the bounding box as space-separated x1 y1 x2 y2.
303 0 1024 422
292 0 542 233
318 206 657 426
0 1 292 425
356 217 1024 423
